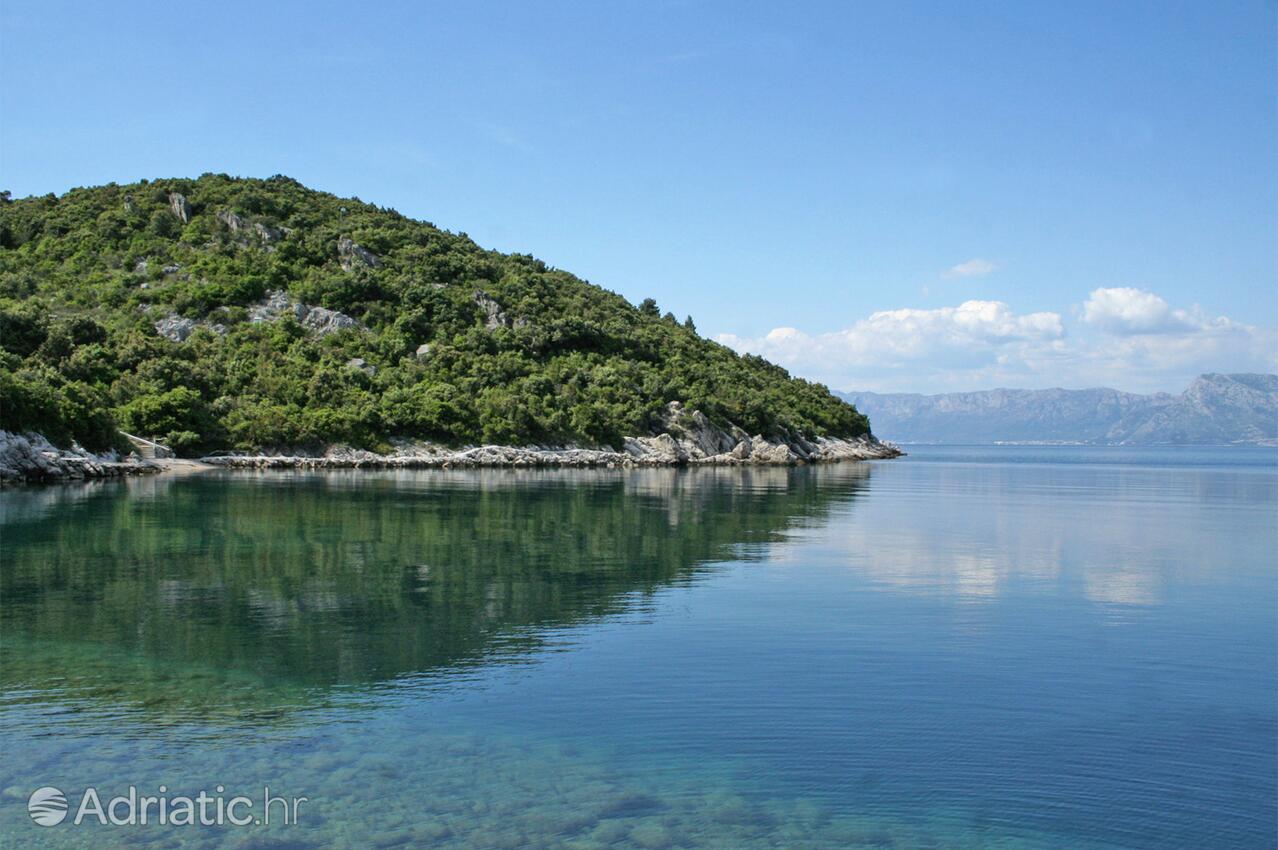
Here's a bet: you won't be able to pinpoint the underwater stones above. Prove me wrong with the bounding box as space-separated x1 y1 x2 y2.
594 790 663 820
628 820 675 850
412 822 452 842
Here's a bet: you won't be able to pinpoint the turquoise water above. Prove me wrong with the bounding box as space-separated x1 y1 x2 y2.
1 447 1275 848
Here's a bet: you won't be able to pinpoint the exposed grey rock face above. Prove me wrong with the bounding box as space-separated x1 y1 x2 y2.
249 290 364 336
0 431 158 484
345 357 376 375
200 430 899 472
615 400 896 466
157 293 365 342
168 192 191 223
415 343 432 359
154 315 199 342
154 313 227 342
338 237 380 269
193 399 898 471
218 209 246 232
841 373 1278 445
218 210 284 245
473 290 509 330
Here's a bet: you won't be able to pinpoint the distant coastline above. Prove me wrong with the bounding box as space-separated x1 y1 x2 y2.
840 373 1278 447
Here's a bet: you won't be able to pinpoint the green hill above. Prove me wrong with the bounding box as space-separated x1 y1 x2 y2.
0 175 869 456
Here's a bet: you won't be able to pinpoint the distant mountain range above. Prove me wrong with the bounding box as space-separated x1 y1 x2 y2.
840 373 1278 446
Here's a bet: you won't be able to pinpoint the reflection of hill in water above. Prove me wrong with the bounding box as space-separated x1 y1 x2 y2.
0 465 871 721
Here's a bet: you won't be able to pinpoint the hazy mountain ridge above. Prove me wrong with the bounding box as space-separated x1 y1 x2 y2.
840 374 1278 445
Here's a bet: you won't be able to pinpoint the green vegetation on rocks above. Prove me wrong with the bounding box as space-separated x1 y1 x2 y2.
0 175 869 455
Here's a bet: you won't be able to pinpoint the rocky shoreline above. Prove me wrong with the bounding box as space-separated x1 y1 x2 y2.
1 403 902 485
200 434 901 472
0 431 162 485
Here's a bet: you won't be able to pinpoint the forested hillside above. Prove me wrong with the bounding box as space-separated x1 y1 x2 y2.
0 175 869 455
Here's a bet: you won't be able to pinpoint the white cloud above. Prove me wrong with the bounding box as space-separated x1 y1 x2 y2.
715 290 1275 393
1082 287 1235 335
944 258 998 278
717 300 1065 389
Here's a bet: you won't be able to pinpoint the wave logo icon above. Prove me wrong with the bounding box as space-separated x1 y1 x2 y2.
27 786 68 826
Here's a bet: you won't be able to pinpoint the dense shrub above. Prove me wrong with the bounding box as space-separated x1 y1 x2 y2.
0 175 870 455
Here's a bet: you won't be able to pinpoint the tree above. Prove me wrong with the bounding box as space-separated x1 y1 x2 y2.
0 175 874 455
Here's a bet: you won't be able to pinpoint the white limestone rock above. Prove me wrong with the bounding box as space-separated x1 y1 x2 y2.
169 192 192 223
338 237 380 269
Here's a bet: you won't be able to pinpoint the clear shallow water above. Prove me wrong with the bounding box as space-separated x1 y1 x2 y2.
1 447 1274 849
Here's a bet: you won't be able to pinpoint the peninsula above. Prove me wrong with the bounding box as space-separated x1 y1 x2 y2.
0 176 896 482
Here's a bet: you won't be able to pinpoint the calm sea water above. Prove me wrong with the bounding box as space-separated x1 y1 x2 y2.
1 446 1274 849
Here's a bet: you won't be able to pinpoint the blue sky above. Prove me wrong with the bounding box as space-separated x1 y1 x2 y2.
2 0 1274 392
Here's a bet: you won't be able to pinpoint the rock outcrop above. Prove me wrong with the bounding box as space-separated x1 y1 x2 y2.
249 290 364 335
338 237 380 270
345 357 376 375
153 293 364 342
168 192 191 223
154 313 228 342
218 210 285 247
0 431 159 484
618 401 894 465
197 401 900 472
4 398 899 483
473 290 509 330
198 433 898 472
154 314 200 342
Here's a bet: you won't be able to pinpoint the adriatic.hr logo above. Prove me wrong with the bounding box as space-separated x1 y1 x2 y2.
27 787 69 826
23 784 308 828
